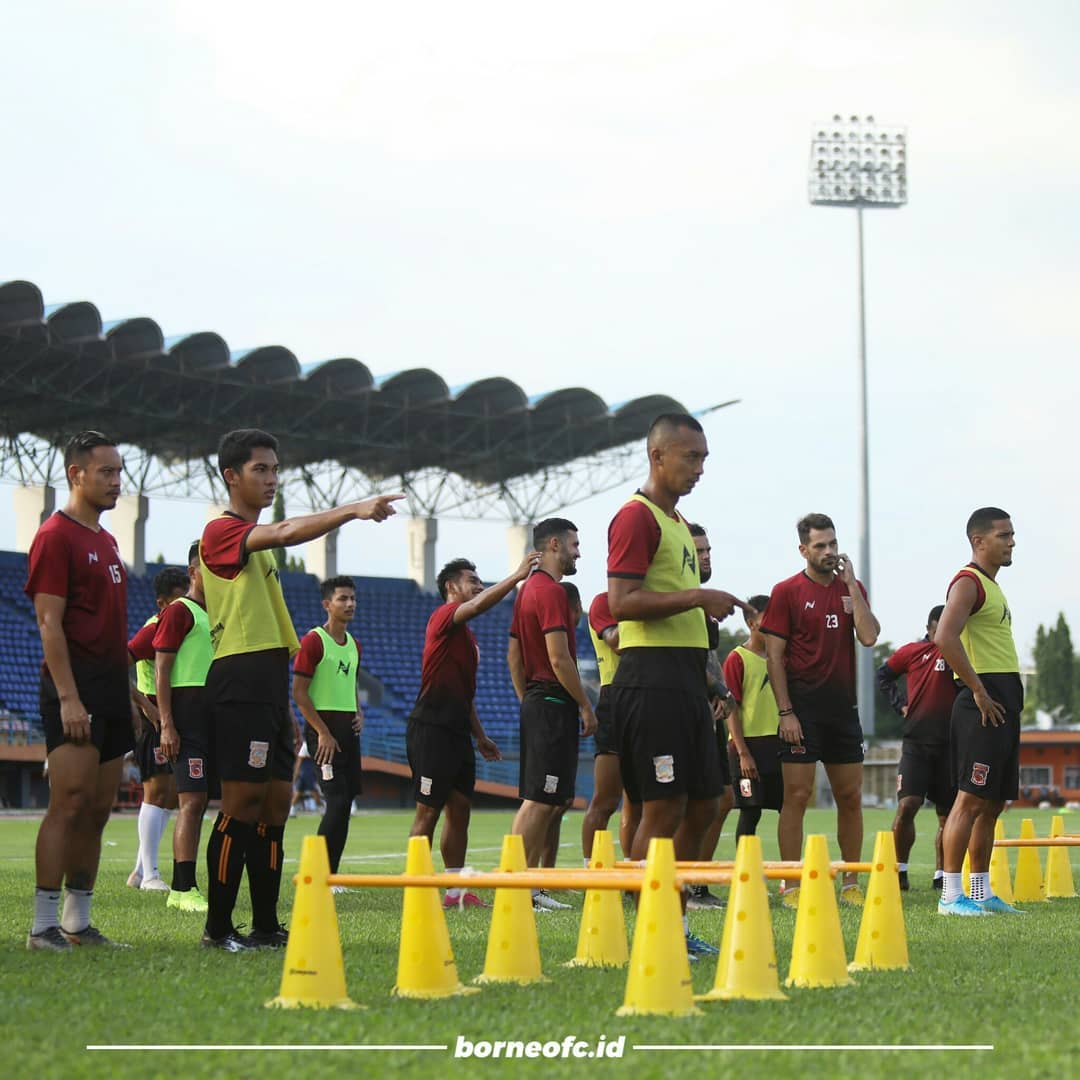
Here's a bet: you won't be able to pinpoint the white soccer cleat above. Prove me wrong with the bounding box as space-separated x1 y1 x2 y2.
139 877 169 892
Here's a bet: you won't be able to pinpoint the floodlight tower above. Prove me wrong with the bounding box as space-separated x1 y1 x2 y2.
809 114 907 736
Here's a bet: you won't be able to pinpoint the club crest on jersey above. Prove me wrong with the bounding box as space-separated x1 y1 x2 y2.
971 761 990 787
248 740 269 769
739 778 753 799
189 758 204 780
653 755 675 783
544 774 559 794
842 596 853 614
153 748 168 766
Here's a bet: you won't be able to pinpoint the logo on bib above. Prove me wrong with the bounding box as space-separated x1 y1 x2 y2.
739 778 753 798
653 755 675 784
971 762 990 787
248 741 269 769
420 776 433 796
153 747 168 766
544 774 559 794
189 757 204 780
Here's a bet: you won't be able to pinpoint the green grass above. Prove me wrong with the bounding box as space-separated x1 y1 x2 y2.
1 807 1078 1079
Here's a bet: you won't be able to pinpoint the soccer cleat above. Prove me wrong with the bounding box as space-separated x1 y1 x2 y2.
898 870 910 892
443 891 489 910
974 895 1026 915
780 886 800 909
840 883 865 907
201 928 255 952
60 925 130 947
685 931 720 958
246 924 289 949
938 895 990 917
126 869 143 889
686 885 725 910
532 889 572 911
26 926 71 952
139 876 169 892
167 888 209 913
330 885 350 895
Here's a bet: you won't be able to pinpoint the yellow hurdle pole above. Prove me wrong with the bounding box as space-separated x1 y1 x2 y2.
993 838 1080 847
616 860 875 873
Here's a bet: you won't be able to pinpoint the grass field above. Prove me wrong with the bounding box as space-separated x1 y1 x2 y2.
1 806 1077 1079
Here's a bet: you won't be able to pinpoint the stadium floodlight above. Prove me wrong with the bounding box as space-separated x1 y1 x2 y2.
809 114 908 737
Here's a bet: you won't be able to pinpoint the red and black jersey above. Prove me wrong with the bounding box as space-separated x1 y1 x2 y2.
588 592 617 638
128 619 157 664
25 511 128 670
408 603 479 730
292 629 363 679
606 498 666 579
510 570 576 685
152 599 202 653
883 638 956 741
200 513 255 579
759 570 868 707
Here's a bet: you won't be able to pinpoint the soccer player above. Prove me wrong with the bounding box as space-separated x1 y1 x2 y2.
606 414 742 956
292 575 365 881
877 605 958 891
26 431 131 949
935 508 1023 916
761 513 879 906
723 595 784 843
155 541 215 912
508 518 596 910
408 551 539 908
126 566 188 891
199 428 401 951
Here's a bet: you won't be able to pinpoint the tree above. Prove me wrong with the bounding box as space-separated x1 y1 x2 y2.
870 640 903 739
1032 613 1074 722
271 490 286 572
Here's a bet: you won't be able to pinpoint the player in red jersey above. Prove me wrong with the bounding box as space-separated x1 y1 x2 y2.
760 512 879 906
405 550 538 909
877 605 958 890
25 432 132 950
508 518 596 910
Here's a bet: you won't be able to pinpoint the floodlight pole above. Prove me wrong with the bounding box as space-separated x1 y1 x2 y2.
855 205 873 737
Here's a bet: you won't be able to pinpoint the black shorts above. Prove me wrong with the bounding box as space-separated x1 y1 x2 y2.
897 738 954 811
172 689 218 797
40 664 134 763
304 711 363 799
519 688 580 805
611 685 721 804
593 686 617 757
777 697 864 766
951 673 1022 802
135 726 172 781
729 735 785 810
406 720 475 809
212 700 296 783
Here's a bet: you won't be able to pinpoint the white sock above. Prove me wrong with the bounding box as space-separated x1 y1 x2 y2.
933 869 944 880
941 872 964 903
444 868 462 900
138 804 170 880
969 872 991 901
32 887 61 935
898 862 909 872
61 887 93 934
583 857 590 868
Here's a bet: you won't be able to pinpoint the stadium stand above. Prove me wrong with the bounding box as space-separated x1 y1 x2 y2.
0 550 598 797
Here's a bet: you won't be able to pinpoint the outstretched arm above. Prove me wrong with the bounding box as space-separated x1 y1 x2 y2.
453 552 541 624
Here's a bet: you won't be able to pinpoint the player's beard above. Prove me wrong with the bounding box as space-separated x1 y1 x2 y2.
699 564 711 584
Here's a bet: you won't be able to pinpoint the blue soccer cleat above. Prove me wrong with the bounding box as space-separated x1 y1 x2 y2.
685 931 720 957
974 895 1027 915
938 895 990 917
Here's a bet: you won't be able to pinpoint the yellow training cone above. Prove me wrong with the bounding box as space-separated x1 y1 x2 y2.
267 834 360 1009
961 849 971 896
989 818 1014 903
849 831 909 973
1044 816 1077 899
475 834 546 985
394 836 478 998
1013 818 1046 903
617 837 699 1016
566 830 628 969
785 835 853 989
697 833 786 1001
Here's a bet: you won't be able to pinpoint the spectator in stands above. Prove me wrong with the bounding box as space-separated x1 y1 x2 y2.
290 742 324 815
26 431 133 950
407 550 540 909
292 576 365 884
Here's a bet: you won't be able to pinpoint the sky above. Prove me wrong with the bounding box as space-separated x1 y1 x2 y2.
1 0 1077 662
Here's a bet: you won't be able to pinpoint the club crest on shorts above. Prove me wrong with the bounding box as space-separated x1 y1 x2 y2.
971 761 990 786
248 740 269 769
153 747 168 766
739 778 753 798
419 776 433 796
544 774 559 794
188 757 204 780
896 773 903 793
790 745 807 755
653 755 675 784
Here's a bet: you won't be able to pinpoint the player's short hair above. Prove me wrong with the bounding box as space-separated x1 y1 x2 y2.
187 540 200 566
927 604 944 626
217 428 278 481
153 566 189 600
320 575 356 601
966 507 1010 540
533 517 578 549
687 522 707 538
437 558 476 601
560 581 581 610
797 513 835 543
646 412 703 448
748 594 770 614
63 430 117 473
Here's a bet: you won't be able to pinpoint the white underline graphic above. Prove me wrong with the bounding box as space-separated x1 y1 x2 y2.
87 1045 448 1052
633 1044 995 1052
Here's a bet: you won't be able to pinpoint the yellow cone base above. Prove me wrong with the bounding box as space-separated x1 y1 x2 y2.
785 835 853 989
266 835 360 1010
1045 816 1077 899
697 834 786 1002
989 819 1014 903
1013 818 1046 903
848 831 910 973
565 830 628 969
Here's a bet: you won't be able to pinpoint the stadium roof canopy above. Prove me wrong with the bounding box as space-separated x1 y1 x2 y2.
0 279 693 488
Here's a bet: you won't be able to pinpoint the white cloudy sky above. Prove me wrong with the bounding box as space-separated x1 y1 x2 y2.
1 0 1076 660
